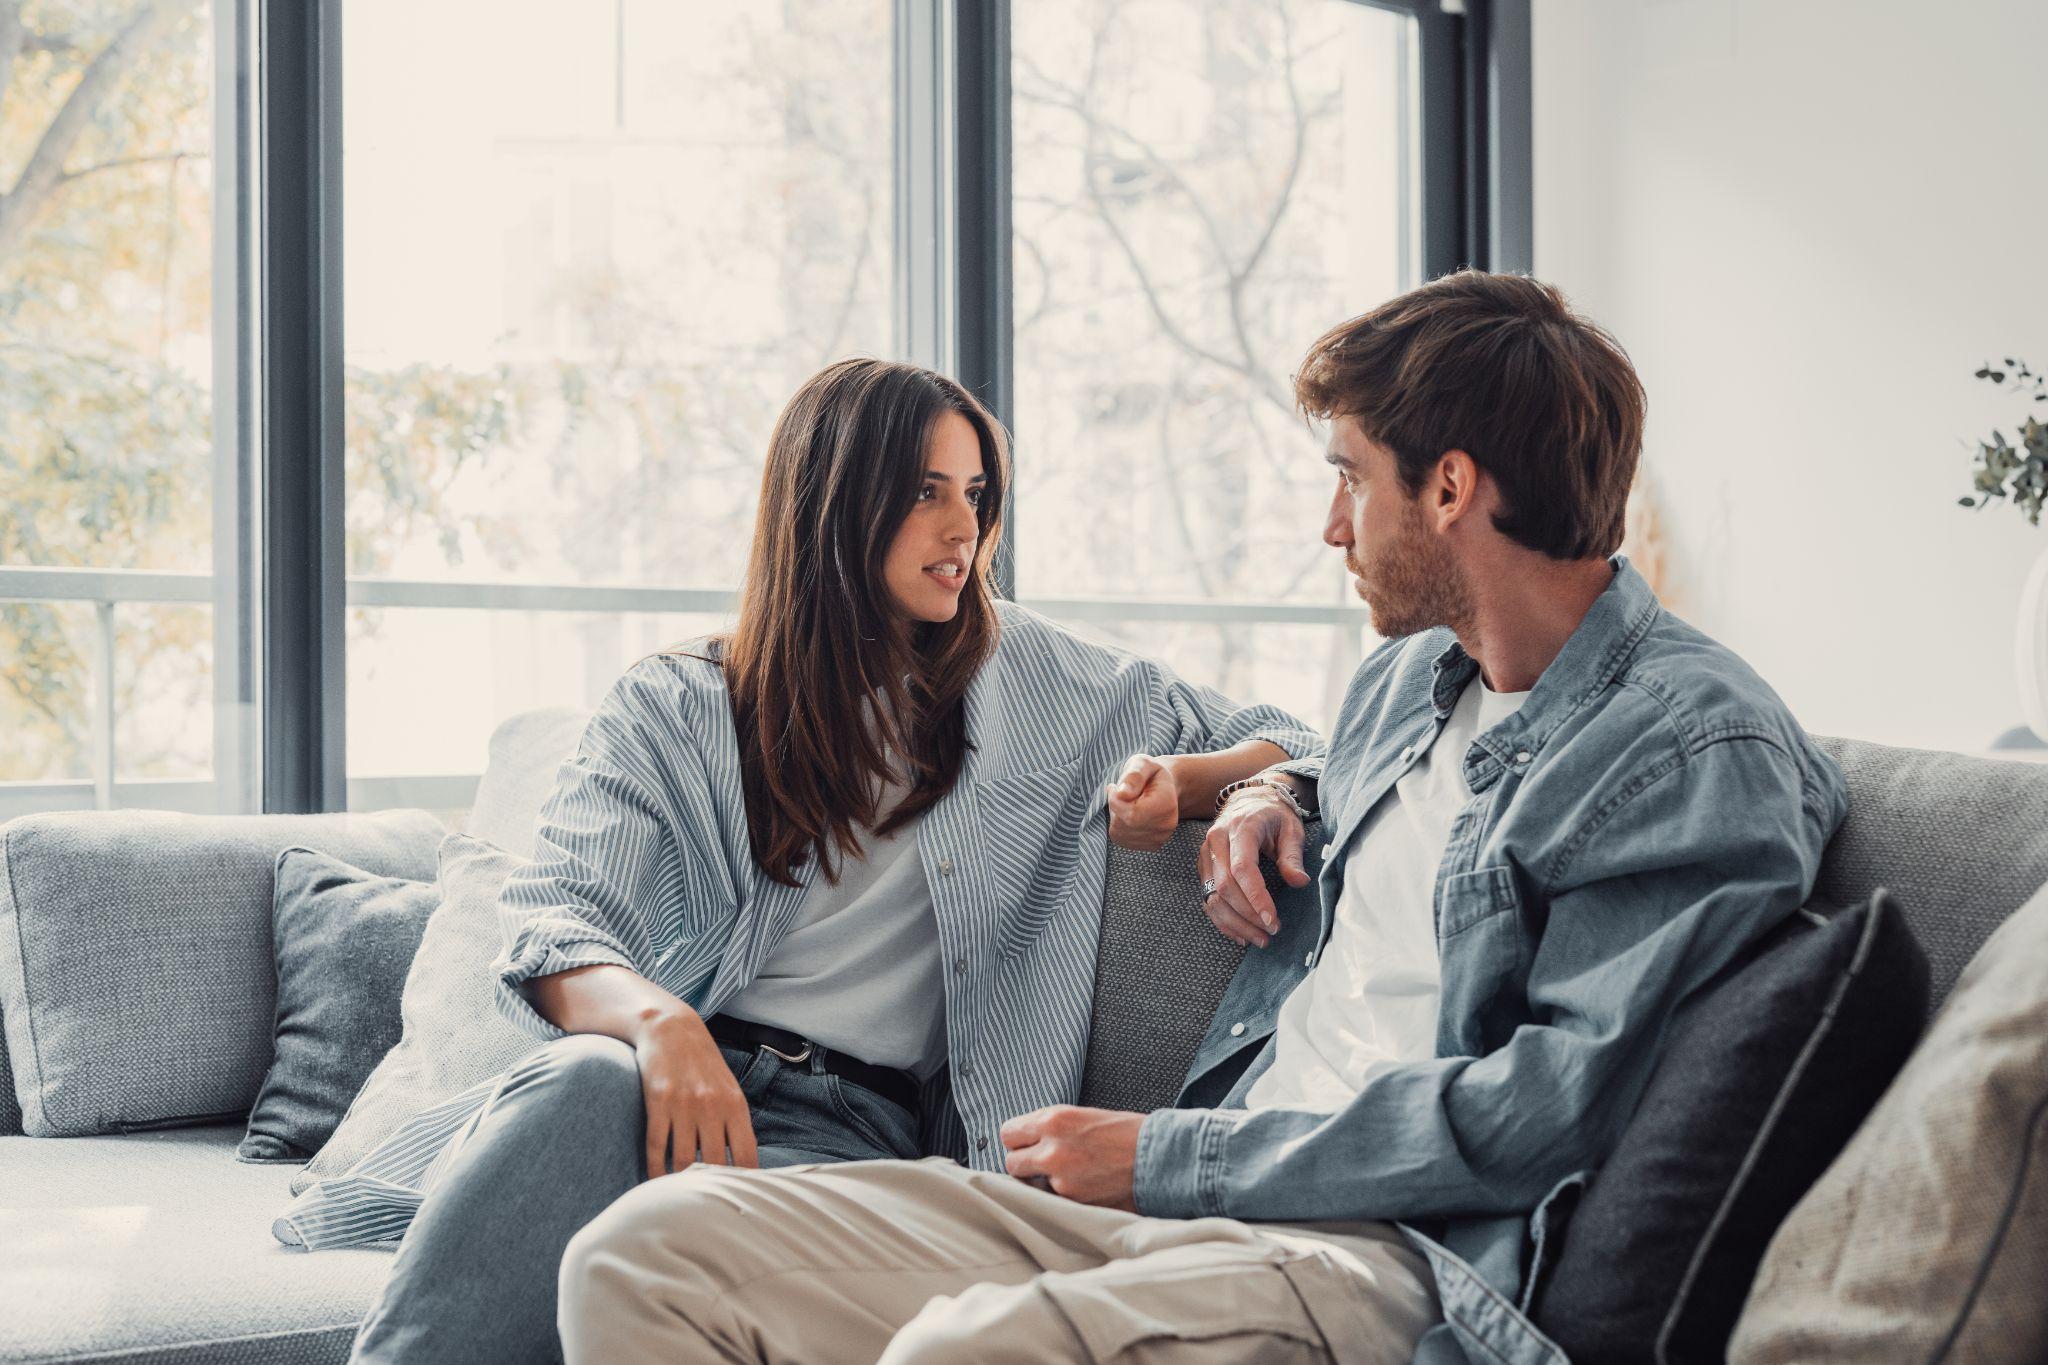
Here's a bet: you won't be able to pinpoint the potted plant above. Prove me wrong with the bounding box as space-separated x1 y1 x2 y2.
1959 359 2048 739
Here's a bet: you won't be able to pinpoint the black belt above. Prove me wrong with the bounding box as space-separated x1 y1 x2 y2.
705 1015 920 1115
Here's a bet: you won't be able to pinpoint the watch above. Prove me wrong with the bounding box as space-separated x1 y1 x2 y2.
1214 773 1317 821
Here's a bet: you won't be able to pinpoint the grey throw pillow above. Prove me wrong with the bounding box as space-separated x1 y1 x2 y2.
291 833 544 1194
237 849 439 1163
1730 881 2048 1364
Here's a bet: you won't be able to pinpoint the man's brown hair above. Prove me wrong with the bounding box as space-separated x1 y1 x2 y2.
1294 271 1646 559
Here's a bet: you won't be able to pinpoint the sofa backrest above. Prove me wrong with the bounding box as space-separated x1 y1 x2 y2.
0 809 444 1138
5 722 2041 1138
1810 737 2048 1007
1081 735 2048 1114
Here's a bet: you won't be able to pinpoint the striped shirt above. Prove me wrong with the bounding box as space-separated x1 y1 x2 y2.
274 602 1321 1249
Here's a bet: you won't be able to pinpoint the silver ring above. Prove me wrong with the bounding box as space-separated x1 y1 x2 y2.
1199 877 1220 901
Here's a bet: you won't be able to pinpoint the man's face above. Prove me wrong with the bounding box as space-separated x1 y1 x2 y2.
1322 416 1471 638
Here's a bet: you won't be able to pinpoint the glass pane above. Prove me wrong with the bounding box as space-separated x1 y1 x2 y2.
341 1 895 805
1011 0 1412 716
347 607 732 822
1069 617 1369 735
0 2 241 817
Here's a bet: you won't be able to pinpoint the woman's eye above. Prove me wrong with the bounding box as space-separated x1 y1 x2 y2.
918 484 937 502
967 487 984 507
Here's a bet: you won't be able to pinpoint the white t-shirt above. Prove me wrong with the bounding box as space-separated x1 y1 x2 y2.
1246 675 1529 1110
722 783 949 1080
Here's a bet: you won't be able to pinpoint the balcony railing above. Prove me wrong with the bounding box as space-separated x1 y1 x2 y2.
0 564 1368 823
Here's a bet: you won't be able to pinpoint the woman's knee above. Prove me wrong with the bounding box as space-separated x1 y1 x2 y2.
508 1033 643 1111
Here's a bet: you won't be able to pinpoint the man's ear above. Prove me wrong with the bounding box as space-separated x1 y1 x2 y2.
1431 449 1481 532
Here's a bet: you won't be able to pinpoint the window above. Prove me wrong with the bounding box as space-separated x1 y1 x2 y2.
4 1 1515 818
339 1 897 809
1011 0 1416 730
0 1 257 818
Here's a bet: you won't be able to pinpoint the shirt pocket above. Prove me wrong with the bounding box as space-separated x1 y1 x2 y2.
975 757 1091 958
1436 864 1518 939
1436 865 1527 1054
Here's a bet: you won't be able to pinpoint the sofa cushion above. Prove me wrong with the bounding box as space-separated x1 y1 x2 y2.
0 1125 390 1365
238 850 439 1164
460 707 586 860
1082 819 1323 1113
291 834 539 1195
1531 891 1929 1365
1815 738 2048 1008
0 809 445 1138
1730 880 2048 1365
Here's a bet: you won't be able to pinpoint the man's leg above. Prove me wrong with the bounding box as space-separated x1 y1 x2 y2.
556 1158 1438 1364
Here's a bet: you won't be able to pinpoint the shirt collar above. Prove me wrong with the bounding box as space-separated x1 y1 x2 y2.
1427 554 1661 767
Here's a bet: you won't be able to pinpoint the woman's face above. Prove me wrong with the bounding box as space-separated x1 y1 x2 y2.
882 410 987 624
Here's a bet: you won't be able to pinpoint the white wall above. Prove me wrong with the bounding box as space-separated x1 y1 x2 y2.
1533 0 2048 752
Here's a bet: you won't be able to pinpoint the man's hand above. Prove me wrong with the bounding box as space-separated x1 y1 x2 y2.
1106 754 1181 852
1000 1105 1145 1211
1199 786 1311 949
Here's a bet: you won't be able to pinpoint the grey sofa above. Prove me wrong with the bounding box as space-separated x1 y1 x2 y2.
3 711 2046 1365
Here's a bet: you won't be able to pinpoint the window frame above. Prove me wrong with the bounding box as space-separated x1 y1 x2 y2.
0 0 1528 819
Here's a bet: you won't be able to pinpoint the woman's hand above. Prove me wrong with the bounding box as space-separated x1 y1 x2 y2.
1106 754 1182 851
628 1007 759 1179
1197 787 1311 948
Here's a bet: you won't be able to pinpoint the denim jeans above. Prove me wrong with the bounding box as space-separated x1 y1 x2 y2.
348 1031 922 1365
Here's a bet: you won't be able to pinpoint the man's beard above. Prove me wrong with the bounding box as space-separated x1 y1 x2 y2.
1350 501 1472 639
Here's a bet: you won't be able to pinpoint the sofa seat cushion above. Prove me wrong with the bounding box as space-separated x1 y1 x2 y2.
0 1126 389 1364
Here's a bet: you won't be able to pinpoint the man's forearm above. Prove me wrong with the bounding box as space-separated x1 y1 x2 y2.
1165 740 1291 817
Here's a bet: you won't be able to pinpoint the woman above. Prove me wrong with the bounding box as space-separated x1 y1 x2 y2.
326 360 1321 1364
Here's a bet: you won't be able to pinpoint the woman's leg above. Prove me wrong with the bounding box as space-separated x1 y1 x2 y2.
350 1034 919 1365
349 1034 647 1365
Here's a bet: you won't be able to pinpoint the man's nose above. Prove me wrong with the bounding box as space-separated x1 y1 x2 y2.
1323 486 1352 548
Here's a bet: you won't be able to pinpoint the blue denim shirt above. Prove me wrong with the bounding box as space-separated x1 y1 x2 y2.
1132 557 1849 1365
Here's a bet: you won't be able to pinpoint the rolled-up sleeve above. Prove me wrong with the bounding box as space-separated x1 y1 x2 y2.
1152 664 1324 766
489 680 699 1041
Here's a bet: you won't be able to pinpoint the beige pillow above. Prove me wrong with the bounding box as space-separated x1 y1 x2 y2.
288 833 542 1194
1730 883 2048 1364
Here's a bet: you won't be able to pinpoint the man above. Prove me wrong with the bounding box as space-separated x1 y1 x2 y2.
551 272 1848 1364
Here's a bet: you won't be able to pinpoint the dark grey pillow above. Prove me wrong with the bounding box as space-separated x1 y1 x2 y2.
1530 891 1930 1364
237 848 438 1164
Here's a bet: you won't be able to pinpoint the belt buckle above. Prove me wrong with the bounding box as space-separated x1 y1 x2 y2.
761 1038 813 1065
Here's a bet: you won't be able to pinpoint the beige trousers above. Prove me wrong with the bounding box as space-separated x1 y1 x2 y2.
556 1156 1440 1364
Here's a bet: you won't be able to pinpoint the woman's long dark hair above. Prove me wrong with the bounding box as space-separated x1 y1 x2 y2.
706 359 1008 886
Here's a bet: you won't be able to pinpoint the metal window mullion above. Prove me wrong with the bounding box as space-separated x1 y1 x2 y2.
259 0 346 813
1481 0 1532 272
895 0 953 375
1411 3 1466 278
951 0 1013 599
210 0 259 816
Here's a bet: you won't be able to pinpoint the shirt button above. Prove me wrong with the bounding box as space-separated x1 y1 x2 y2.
1515 750 1533 765
1304 951 1316 968
1399 746 1415 763
976 1136 989 1151
958 1062 974 1080
954 956 969 975
938 856 955 876
1229 1022 1246 1037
